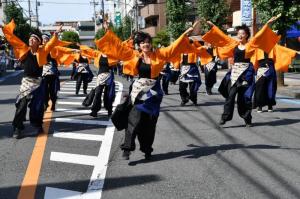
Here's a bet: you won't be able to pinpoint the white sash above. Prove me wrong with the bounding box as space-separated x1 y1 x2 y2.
96 72 111 86
230 63 249 86
205 61 216 72
256 67 269 82
130 78 157 104
16 77 41 103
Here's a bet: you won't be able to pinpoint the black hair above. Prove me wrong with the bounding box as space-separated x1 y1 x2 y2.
236 24 251 40
30 28 42 42
134 31 152 46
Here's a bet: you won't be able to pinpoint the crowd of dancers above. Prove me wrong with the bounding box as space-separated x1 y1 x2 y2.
1 15 299 160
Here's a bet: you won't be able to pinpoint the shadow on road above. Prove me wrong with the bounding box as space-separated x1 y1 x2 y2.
0 175 162 199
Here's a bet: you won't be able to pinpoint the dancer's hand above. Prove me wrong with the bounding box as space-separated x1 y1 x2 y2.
266 14 281 26
103 20 109 32
206 21 215 27
54 24 63 36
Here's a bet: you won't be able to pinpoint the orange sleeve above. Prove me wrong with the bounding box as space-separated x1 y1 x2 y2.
202 26 238 60
122 38 134 49
156 32 194 60
95 30 135 61
273 44 297 72
55 40 72 47
246 24 280 56
2 19 29 60
202 25 238 47
43 34 59 54
196 47 213 65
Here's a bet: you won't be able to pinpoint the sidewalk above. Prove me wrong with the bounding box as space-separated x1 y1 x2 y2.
216 70 300 99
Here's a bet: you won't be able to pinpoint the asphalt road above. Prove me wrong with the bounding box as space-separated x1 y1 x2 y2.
1 68 300 199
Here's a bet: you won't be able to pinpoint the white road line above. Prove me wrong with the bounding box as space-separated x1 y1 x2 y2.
57 101 118 107
55 108 107 114
50 152 97 166
45 81 124 199
54 118 112 126
58 96 86 100
53 132 104 141
86 83 124 198
57 101 82 105
58 91 79 94
44 187 81 199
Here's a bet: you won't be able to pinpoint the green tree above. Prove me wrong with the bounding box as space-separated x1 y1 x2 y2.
122 16 133 40
95 28 106 40
196 0 230 32
152 29 170 48
4 2 33 44
253 0 300 86
61 31 80 48
166 0 190 39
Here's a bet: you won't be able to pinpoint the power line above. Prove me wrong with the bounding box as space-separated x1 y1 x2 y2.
17 0 91 5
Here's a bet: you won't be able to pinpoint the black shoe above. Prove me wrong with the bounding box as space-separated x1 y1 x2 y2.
108 110 112 117
122 150 130 160
35 126 44 134
268 106 273 112
192 101 197 106
84 90 87 95
145 153 152 160
219 119 226 125
257 107 263 113
14 128 25 139
180 100 188 106
90 111 97 118
245 123 252 127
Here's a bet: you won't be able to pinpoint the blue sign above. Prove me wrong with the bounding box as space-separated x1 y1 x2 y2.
241 0 252 26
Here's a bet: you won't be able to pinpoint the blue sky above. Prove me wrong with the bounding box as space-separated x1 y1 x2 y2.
19 0 113 24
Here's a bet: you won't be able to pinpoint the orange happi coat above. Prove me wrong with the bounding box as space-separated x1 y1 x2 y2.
202 24 280 62
95 30 194 79
2 19 59 66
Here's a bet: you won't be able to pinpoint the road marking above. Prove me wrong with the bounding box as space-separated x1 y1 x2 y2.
58 96 86 100
44 81 123 199
54 118 113 126
17 103 53 199
57 101 82 105
58 91 78 94
55 108 107 114
44 187 81 199
53 132 104 141
50 152 98 166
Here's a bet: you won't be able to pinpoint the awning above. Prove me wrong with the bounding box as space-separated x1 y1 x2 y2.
287 22 300 38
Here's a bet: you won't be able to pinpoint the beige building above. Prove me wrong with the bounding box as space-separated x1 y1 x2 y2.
139 0 166 37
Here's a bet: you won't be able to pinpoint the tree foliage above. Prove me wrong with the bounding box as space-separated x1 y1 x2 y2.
4 2 34 44
166 0 190 39
152 29 170 48
95 16 133 41
196 0 230 32
253 0 300 42
61 31 80 48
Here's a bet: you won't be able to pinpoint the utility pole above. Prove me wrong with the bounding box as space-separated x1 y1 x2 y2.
135 0 138 31
90 0 99 32
35 0 39 28
28 0 31 26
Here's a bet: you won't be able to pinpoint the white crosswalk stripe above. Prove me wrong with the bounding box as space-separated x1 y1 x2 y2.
44 80 124 199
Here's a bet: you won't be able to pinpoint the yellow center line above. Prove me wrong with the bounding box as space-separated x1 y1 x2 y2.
18 81 66 199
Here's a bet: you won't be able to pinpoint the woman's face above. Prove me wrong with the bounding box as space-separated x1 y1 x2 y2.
29 36 40 48
237 29 248 42
139 38 152 53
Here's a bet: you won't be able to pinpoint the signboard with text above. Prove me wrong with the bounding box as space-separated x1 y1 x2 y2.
241 0 252 26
